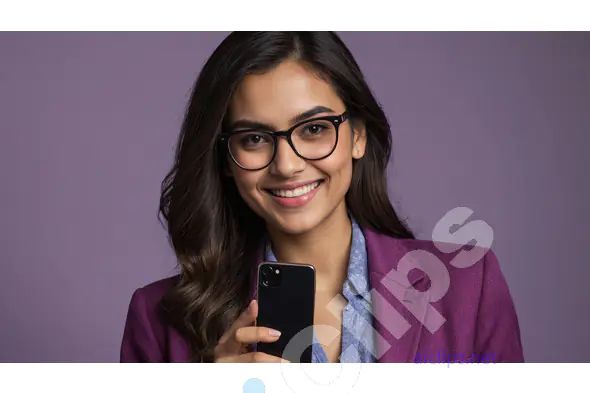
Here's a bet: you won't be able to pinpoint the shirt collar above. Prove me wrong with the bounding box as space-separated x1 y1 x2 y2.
344 216 370 298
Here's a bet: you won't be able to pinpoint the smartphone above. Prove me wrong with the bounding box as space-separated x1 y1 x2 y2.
256 261 316 363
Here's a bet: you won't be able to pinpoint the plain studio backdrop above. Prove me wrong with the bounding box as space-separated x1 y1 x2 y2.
0 32 588 362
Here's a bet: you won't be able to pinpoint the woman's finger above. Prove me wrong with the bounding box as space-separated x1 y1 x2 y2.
234 326 281 344
243 351 290 363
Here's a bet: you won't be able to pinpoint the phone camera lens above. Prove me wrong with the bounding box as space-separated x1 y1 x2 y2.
262 279 270 287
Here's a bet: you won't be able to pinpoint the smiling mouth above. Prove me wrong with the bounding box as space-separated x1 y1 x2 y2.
265 180 323 198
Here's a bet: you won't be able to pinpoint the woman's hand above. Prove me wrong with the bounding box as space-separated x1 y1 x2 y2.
214 299 289 363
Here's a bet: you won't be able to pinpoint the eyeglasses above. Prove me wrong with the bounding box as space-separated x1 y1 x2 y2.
219 111 349 171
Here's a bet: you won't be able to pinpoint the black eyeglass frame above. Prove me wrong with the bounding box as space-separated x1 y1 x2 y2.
219 111 350 171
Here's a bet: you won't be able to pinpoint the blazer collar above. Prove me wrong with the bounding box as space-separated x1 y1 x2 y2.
363 227 426 284
363 227 427 362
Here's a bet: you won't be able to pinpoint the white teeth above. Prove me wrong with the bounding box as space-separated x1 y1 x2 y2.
269 181 321 198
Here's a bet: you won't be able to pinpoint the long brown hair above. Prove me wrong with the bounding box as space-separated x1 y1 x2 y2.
158 32 414 362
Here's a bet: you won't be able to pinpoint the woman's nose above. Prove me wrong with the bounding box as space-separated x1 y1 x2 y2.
269 137 306 177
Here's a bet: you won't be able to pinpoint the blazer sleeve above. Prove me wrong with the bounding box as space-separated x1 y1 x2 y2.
474 250 524 362
120 287 164 362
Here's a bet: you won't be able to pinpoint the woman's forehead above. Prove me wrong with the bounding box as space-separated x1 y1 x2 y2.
227 61 343 128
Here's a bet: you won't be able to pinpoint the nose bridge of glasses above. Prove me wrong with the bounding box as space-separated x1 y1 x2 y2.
273 132 301 159
270 138 306 176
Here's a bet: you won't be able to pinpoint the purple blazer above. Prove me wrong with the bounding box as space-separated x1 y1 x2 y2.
120 227 524 362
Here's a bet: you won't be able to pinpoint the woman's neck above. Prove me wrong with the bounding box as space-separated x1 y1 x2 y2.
266 202 352 291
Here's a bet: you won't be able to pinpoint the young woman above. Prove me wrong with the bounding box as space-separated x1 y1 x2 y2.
120 32 524 363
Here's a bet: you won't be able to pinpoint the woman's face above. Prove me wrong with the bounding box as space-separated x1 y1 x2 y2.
226 60 366 235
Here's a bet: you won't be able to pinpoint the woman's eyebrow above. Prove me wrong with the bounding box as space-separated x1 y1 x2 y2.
227 105 336 131
290 105 336 124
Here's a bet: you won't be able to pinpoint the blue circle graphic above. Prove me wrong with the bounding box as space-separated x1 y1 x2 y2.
243 378 265 393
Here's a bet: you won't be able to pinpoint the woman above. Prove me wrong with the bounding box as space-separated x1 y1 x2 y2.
120 32 524 363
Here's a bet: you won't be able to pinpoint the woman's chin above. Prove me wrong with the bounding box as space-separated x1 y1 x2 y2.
267 213 322 236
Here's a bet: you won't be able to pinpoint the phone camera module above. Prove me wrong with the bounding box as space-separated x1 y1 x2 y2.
260 264 282 288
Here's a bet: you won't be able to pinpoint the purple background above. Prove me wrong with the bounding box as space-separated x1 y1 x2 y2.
1 32 589 362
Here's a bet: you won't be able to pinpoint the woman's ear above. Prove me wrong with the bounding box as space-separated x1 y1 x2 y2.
351 120 367 160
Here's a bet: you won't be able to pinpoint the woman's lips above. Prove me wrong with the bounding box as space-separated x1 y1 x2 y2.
265 180 323 208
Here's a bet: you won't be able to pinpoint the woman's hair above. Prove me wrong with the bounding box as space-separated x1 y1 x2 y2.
158 32 414 362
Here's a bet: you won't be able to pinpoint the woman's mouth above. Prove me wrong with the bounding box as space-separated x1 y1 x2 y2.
268 181 322 198
264 180 324 208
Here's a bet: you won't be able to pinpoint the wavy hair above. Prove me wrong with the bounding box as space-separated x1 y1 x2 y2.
158 32 414 362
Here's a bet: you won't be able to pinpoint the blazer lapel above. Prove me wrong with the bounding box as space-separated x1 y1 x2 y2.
364 228 429 363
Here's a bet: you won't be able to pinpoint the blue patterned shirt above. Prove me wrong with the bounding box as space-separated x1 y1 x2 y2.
264 215 375 363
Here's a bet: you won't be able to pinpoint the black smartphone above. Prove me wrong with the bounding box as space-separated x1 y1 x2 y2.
256 261 316 363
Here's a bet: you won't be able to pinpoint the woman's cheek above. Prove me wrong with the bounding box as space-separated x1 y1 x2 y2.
234 175 267 215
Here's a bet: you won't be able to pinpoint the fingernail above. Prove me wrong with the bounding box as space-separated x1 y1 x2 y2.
269 329 281 337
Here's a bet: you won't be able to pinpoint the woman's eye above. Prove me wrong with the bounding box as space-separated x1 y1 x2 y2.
246 135 262 144
304 124 326 134
240 133 269 147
